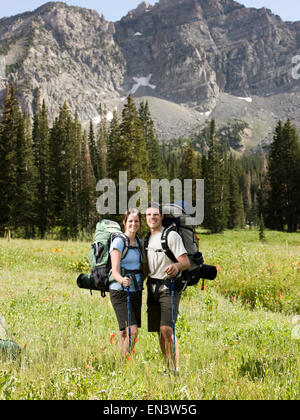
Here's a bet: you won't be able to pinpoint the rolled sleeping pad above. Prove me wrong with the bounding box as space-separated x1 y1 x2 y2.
77 273 99 291
200 264 217 280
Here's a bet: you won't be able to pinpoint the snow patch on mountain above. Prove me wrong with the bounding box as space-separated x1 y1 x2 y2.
129 74 156 95
121 74 157 101
92 110 114 125
237 97 253 103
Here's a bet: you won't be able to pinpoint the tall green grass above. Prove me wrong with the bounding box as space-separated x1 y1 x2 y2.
197 229 300 313
0 231 299 400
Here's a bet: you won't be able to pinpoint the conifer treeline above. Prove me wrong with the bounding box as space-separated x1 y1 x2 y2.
262 119 300 232
0 84 299 238
0 88 166 238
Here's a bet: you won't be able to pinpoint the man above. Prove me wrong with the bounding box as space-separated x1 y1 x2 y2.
145 203 190 372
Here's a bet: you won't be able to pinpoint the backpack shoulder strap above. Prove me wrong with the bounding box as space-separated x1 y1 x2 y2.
110 232 129 259
161 224 178 263
135 234 142 250
120 233 130 259
135 235 143 263
144 227 178 263
143 232 151 256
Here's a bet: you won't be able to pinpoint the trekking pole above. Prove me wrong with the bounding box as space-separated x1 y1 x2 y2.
126 286 131 353
171 279 177 376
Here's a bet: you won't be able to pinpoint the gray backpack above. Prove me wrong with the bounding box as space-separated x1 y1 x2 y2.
144 202 217 292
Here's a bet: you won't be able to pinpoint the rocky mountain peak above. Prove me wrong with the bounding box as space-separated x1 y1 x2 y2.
158 0 187 7
132 1 153 15
156 0 242 14
0 1 125 123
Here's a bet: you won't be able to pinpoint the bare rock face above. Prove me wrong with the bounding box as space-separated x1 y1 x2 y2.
115 0 299 110
0 2 126 121
1 0 300 144
115 0 221 110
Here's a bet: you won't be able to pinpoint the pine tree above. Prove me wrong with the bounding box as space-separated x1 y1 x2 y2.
107 111 121 182
267 121 285 230
204 120 225 233
106 96 150 219
239 163 251 226
97 104 108 180
48 102 78 237
282 119 300 232
196 153 202 179
119 95 149 181
201 153 207 181
86 106 109 184
267 119 300 232
139 101 166 178
179 142 198 180
179 142 198 206
168 151 179 180
15 112 38 237
219 142 230 229
259 214 266 241
32 96 50 237
228 154 243 229
32 89 41 158
295 143 300 231
79 129 97 232
88 120 101 181
48 117 60 229
67 110 82 238
0 84 20 232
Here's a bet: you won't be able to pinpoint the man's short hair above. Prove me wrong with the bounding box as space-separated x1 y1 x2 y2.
146 202 162 215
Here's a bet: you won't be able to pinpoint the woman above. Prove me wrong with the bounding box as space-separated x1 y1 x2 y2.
109 209 144 354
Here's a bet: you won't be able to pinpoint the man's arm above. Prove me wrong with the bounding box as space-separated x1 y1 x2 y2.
165 253 190 278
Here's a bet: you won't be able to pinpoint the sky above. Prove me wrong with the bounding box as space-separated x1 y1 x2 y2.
0 0 300 22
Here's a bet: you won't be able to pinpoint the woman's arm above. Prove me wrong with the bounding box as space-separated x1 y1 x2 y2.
110 249 130 288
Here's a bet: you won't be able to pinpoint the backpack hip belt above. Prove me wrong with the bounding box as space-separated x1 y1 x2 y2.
147 276 182 302
120 268 143 292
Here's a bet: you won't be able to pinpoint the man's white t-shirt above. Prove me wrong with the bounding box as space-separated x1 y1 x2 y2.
147 228 187 280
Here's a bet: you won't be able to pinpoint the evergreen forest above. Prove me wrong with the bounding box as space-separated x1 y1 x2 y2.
0 84 299 239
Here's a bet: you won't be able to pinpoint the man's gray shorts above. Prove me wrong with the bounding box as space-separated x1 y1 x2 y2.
147 284 181 332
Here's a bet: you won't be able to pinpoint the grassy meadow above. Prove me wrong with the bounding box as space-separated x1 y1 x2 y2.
0 229 299 400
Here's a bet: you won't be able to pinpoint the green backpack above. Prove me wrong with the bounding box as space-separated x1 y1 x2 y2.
77 220 142 297
88 219 123 272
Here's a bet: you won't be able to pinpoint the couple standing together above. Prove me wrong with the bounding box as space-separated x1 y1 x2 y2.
109 203 191 372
